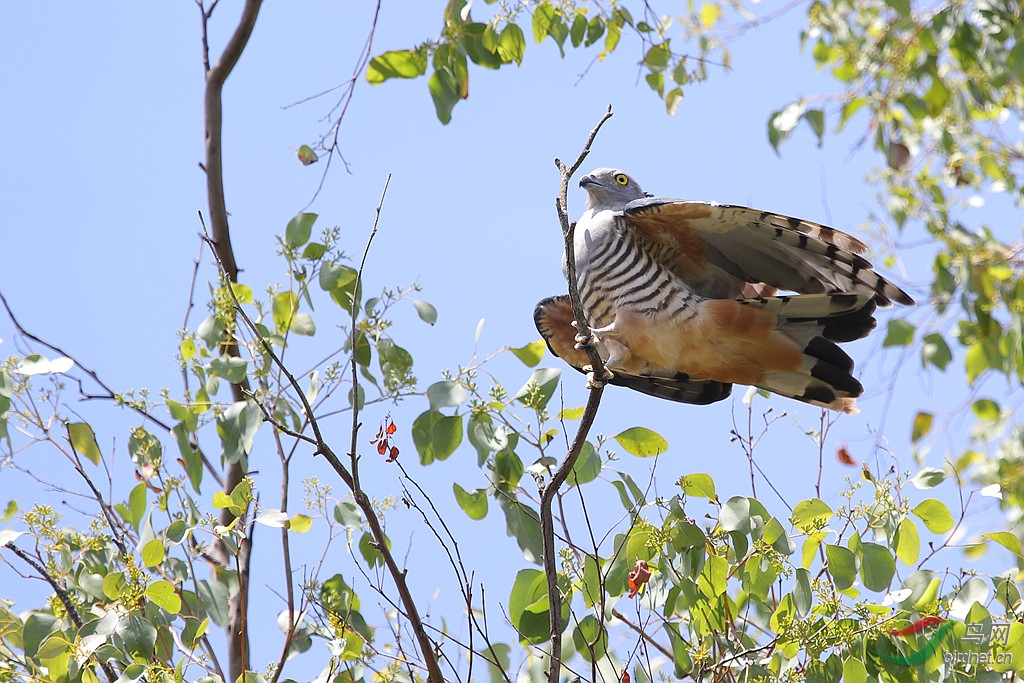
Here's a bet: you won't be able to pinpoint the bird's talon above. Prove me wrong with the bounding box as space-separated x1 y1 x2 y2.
584 366 614 389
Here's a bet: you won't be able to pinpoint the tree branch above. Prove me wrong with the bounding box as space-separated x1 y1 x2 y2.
204 176 443 683
542 105 614 683
3 542 118 683
198 1 263 678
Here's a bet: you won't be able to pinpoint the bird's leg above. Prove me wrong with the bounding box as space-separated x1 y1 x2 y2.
570 322 615 387
571 319 598 350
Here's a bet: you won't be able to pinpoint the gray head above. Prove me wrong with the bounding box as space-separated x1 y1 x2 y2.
579 168 647 211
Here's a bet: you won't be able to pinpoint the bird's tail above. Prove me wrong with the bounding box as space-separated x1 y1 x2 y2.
738 292 877 414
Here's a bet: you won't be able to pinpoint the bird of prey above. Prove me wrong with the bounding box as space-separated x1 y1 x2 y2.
534 168 914 414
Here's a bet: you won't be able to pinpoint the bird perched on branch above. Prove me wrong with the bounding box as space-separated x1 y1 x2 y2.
534 168 914 414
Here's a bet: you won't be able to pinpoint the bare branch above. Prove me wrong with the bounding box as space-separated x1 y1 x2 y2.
198 1 264 677
3 542 118 683
542 106 614 683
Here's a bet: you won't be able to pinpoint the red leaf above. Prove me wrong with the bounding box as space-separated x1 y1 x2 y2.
627 559 651 598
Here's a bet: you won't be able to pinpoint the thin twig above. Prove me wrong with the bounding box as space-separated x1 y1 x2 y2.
3 542 118 683
349 174 391 494
203 178 443 683
0 290 173 433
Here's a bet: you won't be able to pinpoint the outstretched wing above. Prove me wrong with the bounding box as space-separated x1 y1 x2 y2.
533 295 732 406
623 197 915 307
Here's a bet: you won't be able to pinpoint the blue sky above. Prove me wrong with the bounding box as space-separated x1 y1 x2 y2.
1 1 1018 680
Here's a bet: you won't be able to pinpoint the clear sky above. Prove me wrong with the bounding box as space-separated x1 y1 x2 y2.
1 2 1018 680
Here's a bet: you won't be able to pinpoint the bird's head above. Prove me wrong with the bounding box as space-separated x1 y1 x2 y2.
579 168 648 211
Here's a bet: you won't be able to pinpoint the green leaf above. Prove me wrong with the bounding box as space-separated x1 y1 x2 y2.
273 291 299 332
68 422 102 465
604 19 621 53
508 568 558 644
825 544 858 590
665 622 693 677
499 496 543 564
895 518 920 565
568 440 600 486
301 242 326 259
209 357 248 383
128 483 147 533
912 498 954 533
572 614 608 661
217 400 261 465
366 49 427 83
319 262 357 291
884 319 915 346
426 381 467 409
911 466 945 489
972 398 1000 421
285 213 316 249
720 496 751 534
983 531 1024 558
428 68 460 124
806 656 844 683
289 513 313 533
494 446 524 491
141 539 165 568
679 472 716 500
359 531 390 568
412 299 437 325
791 498 833 532
673 520 706 550
843 656 867 683
911 412 933 442
333 501 362 529
510 340 546 367
884 0 910 18
532 3 554 43
768 101 805 152
921 332 952 370
117 614 157 659
803 108 825 146
665 86 683 115
859 542 896 592
613 426 668 457
297 145 318 165
585 15 605 47
569 14 586 48
794 568 812 616
146 579 182 614
513 368 561 410
453 483 488 520
496 24 526 65
644 42 671 70
965 343 990 383
467 413 508 463
377 338 413 391
291 313 315 336
411 410 463 465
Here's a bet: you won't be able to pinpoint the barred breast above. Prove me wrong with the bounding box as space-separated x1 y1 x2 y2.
574 214 698 329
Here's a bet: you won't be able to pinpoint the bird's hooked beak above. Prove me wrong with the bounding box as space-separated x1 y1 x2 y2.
579 175 600 189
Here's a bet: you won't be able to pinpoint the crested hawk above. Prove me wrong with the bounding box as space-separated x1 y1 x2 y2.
534 168 914 414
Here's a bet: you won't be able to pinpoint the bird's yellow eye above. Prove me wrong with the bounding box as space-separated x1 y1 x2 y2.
614 173 629 186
